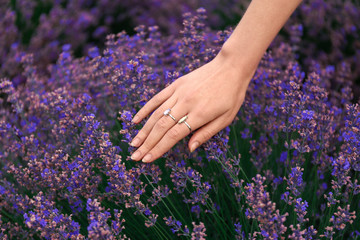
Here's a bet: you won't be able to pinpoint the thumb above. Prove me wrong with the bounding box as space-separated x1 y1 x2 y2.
188 116 231 152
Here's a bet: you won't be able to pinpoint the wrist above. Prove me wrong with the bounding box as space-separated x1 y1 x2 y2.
215 41 258 84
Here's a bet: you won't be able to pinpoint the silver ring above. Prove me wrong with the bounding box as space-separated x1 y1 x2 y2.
164 108 176 122
178 115 192 132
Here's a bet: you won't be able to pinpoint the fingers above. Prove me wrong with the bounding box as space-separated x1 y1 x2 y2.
130 96 178 146
132 85 175 124
188 114 233 153
130 104 187 161
140 112 198 163
140 109 224 163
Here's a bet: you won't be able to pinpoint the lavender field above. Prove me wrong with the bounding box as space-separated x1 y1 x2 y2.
1 0 360 239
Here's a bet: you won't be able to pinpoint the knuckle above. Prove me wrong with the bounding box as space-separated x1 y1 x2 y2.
139 122 153 136
194 109 207 120
182 94 195 105
155 117 169 131
201 129 214 141
152 108 162 117
168 128 181 140
151 108 162 117
152 95 161 105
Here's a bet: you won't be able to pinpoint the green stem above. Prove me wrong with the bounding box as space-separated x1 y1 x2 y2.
143 175 187 225
143 175 191 239
140 212 169 240
225 150 250 183
183 185 232 235
205 200 231 236
231 123 240 154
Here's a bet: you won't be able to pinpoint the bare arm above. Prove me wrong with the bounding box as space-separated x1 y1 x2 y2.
220 0 303 79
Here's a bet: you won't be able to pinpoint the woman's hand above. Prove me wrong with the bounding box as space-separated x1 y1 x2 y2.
128 0 302 163
129 51 254 163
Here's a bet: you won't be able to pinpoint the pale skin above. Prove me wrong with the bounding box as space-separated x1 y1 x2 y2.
130 0 303 163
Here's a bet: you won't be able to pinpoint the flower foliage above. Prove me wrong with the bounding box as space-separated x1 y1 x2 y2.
1 2 360 239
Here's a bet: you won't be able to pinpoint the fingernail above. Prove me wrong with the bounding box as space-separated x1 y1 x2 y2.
190 141 199 152
130 137 140 147
131 150 141 161
142 153 152 163
132 116 139 123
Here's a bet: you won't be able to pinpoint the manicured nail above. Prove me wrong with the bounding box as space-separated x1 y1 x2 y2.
190 141 199 152
142 153 152 163
130 137 140 147
131 150 141 161
132 115 139 123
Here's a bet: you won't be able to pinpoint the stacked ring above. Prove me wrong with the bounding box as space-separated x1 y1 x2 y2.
164 108 192 132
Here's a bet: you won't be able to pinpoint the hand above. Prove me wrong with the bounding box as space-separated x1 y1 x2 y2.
129 52 253 163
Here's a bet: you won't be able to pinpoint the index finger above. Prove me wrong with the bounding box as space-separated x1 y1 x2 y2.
132 85 175 124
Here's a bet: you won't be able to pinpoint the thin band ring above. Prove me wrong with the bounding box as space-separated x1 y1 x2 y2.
164 108 176 122
178 115 192 132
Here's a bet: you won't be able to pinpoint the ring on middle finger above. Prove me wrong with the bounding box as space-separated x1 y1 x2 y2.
164 108 176 122
178 115 192 132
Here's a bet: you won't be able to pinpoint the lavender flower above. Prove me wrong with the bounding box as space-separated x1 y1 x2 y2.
0 3 359 239
234 222 246 240
164 216 190 237
330 205 356 231
191 222 207 240
285 166 305 197
245 174 288 239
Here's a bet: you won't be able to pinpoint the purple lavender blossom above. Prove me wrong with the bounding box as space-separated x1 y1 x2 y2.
245 174 288 239
191 222 207 240
0 3 359 239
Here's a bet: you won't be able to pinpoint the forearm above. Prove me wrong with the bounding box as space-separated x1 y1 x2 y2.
218 0 302 78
